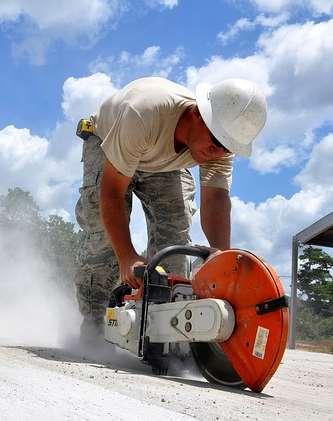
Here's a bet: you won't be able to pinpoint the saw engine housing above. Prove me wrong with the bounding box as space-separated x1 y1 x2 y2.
105 297 235 352
104 246 289 392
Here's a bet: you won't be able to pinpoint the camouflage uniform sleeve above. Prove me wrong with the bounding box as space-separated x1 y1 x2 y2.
199 153 234 191
100 105 147 177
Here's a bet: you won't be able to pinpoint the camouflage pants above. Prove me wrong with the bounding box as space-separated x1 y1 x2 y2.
74 135 196 323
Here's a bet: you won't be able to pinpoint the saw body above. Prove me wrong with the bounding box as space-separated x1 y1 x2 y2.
104 246 289 392
105 297 235 352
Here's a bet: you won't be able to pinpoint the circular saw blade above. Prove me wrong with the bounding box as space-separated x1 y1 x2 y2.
190 342 245 388
191 249 289 392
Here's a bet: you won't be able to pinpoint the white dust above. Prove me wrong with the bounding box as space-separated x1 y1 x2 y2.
0 224 147 372
0 226 80 347
0 224 206 377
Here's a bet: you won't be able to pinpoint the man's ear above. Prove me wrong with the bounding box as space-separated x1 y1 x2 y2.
193 105 202 120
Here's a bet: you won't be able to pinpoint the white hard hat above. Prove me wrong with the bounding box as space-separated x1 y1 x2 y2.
196 78 267 157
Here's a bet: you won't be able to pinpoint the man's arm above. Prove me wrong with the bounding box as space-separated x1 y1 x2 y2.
200 185 231 250
100 160 145 288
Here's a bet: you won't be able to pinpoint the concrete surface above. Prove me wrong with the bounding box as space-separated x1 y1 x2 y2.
0 344 332 420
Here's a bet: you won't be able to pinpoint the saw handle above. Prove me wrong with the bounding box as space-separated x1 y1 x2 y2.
146 245 211 275
133 246 211 279
133 265 146 279
138 245 211 359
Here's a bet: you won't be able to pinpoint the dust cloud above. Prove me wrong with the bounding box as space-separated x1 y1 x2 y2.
0 225 203 376
0 226 80 347
0 224 146 371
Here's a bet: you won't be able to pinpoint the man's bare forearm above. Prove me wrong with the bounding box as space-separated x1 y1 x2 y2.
100 161 145 287
100 193 137 260
100 163 137 261
200 186 231 250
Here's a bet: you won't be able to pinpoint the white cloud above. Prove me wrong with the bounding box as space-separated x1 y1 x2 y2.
89 46 185 85
13 36 51 66
0 0 121 29
162 0 178 7
186 54 271 94
231 185 333 283
0 126 48 170
0 0 127 65
217 13 289 45
190 132 333 284
187 18 333 173
218 18 254 45
310 0 333 15
0 0 126 65
62 73 118 122
0 0 182 65
0 125 74 213
139 46 162 65
249 0 293 13
0 41 184 220
0 72 119 218
258 20 333 110
255 13 289 26
144 0 179 9
249 0 333 16
250 145 296 173
295 134 333 189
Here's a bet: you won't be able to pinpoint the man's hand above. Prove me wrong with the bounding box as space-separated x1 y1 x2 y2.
119 253 146 289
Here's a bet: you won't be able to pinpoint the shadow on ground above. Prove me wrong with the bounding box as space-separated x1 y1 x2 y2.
4 343 273 398
166 375 273 398
5 342 149 375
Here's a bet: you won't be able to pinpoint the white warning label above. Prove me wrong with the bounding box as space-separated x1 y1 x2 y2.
253 326 269 359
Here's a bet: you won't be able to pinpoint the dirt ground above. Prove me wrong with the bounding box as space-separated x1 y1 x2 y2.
296 340 333 354
0 342 332 420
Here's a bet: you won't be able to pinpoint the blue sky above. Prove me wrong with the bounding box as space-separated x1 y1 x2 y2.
1 0 333 282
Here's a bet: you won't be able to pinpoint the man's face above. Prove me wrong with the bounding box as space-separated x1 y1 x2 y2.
187 115 229 164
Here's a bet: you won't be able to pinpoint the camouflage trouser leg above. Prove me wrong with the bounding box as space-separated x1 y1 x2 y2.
74 134 132 324
133 169 196 275
74 135 196 325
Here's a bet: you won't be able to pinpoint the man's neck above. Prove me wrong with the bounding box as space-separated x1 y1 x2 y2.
174 107 192 153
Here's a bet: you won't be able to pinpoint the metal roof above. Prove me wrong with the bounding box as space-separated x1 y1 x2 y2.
294 212 333 247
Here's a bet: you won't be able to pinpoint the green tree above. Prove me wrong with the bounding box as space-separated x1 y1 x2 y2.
0 188 45 259
296 299 322 340
298 246 333 317
0 187 41 227
43 214 83 290
0 187 83 291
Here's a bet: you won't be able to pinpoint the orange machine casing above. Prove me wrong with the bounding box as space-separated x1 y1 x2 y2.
192 249 289 392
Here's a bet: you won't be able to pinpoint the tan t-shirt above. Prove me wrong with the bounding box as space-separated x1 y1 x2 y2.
95 77 234 190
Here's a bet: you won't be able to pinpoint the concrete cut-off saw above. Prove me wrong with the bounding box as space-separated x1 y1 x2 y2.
104 245 289 392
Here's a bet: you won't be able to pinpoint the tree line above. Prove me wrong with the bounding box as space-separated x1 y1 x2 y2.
0 187 83 293
296 245 333 344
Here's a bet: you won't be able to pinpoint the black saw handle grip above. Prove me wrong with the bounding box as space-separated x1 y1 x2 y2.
138 245 212 358
133 265 146 279
146 245 211 274
133 245 211 279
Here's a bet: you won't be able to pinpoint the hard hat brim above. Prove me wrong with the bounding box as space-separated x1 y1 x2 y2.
195 82 252 158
